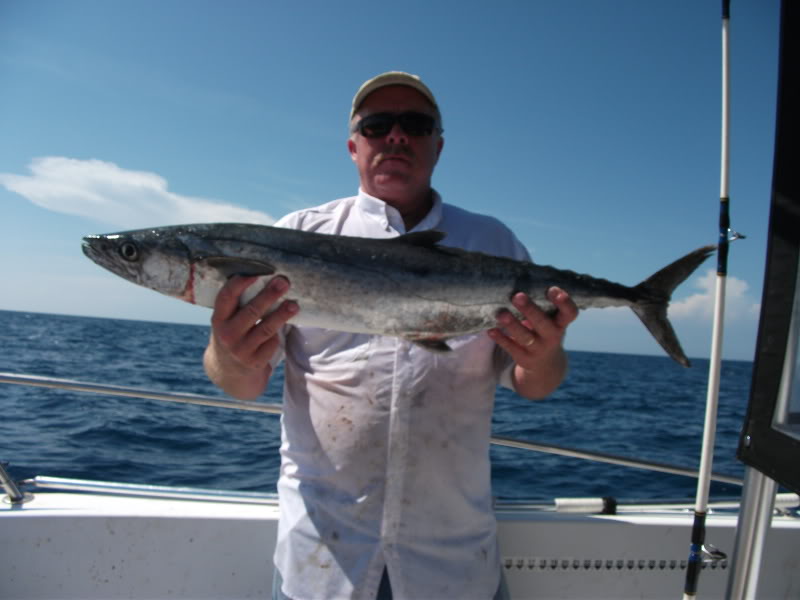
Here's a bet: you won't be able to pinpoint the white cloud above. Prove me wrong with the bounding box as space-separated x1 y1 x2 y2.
0 156 275 228
669 268 761 320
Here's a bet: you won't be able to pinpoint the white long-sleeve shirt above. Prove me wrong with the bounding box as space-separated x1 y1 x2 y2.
273 189 529 600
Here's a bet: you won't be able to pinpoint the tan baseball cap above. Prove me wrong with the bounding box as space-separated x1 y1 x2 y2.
350 71 438 120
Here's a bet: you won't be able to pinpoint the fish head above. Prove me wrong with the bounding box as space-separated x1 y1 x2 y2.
82 228 193 299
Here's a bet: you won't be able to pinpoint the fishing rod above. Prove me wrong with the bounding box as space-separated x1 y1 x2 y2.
683 1 735 597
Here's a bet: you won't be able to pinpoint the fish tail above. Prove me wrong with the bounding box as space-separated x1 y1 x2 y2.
631 245 716 367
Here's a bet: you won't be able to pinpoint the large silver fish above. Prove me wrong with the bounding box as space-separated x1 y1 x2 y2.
82 223 714 366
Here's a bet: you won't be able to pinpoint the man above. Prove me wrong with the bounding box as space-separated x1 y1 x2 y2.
204 72 577 600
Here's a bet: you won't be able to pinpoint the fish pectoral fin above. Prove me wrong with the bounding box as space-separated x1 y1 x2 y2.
411 338 453 353
201 257 276 278
394 230 447 247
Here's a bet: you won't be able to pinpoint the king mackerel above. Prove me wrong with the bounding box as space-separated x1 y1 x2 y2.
82 222 714 366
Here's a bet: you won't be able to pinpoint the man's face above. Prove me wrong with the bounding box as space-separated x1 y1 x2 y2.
348 85 444 214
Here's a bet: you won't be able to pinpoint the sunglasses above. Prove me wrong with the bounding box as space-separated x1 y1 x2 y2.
352 111 440 139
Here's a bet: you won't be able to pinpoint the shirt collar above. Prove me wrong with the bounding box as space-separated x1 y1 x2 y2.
356 188 443 234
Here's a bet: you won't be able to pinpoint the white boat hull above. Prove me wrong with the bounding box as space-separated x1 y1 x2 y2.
2 483 799 599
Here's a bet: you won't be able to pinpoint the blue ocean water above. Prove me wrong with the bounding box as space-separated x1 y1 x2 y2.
0 310 749 501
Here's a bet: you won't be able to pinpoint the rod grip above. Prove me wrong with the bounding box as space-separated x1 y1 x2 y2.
683 511 707 596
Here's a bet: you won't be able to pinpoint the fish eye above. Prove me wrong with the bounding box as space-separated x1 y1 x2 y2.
118 241 140 262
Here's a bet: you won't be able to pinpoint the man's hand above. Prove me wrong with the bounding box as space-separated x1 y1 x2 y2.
488 287 578 400
203 275 298 400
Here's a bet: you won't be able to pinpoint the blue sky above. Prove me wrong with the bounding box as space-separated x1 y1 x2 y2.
0 0 781 362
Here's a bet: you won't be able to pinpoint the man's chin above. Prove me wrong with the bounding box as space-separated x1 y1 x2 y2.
372 172 412 188
366 176 432 204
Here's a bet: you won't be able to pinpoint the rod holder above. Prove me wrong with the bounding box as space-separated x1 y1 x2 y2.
0 462 29 505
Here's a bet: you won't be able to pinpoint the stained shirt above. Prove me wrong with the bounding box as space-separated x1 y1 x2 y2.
272 189 530 600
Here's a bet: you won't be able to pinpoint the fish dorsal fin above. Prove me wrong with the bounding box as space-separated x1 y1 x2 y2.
395 230 447 247
201 257 275 278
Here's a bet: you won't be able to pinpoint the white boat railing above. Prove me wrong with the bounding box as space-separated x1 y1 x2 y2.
14 474 799 514
0 371 743 487
20 475 279 504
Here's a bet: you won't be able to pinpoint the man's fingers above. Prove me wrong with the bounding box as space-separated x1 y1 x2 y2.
487 326 521 355
493 288 578 354
496 307 539 348
511 293 558 340
232 300 298 368
212 276 296 351
250 299 298 342
212 275 261 323
232 276 289 326
547 287 579 328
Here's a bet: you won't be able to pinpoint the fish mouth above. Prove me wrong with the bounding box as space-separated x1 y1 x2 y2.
82 236 120 277
81 234 135 275
81 235 103 262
